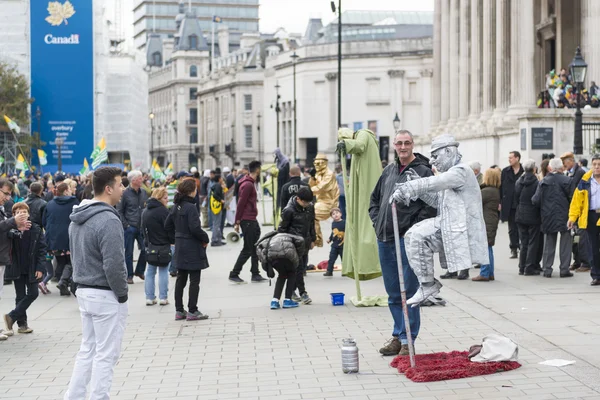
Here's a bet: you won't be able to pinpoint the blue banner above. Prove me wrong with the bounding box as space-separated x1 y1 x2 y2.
31 0 94 173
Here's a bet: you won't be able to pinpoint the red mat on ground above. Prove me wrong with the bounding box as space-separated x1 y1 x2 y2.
390 351 521 382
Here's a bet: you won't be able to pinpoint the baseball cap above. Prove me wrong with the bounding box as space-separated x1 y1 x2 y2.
177 170 192 179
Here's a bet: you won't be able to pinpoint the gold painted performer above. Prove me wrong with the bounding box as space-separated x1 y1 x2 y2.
309 153 340 247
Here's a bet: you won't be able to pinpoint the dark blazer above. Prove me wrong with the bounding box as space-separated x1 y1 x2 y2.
165 196 209 270
567 163 586 195
142 198 174 246
500 164 524 221
5 223 47 283
42 195 79 251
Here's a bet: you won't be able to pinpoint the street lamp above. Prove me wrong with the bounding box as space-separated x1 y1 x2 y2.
291 51 299 163
331 0 342 128
393 112 401 132
149 112 155 161
570 46 587 155
257 112 262 163
55 137 64 172
275 82 281 148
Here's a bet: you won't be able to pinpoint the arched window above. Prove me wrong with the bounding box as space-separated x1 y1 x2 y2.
189 34 198 50
190 65 198 77
152 51 162 66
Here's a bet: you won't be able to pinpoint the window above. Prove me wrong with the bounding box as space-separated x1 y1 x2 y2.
189 88 197 100
244 125 252 148
152 51 162 66
409 81 418 100
190 65 198 77
190 127 198 144
244 94 252 111
189 35 198 50
189 108 198 124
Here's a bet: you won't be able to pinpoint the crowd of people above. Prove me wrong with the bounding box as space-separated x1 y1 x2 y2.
538 68 600 109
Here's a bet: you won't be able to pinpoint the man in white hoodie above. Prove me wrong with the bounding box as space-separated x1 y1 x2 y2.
64 167 128 400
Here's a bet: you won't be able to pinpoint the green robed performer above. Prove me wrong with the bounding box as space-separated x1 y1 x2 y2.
337 128 384 304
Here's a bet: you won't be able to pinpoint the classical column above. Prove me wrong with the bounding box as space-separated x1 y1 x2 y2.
481 0 496 116
509 0 519 107
509 0 535 109
388 70 405 129
421 69 433 134
495 0 510 114
459 0 470 121
431 0 442 130
468 0 482 121
440 0 450 125
448 0 459 123
581 1 600 89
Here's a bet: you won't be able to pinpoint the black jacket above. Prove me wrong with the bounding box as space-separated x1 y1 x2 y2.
200 176 210 197
279 176 309 210
25 194 47 227
212 183 224 202
43 195 79 251
567 163 586 195
142 198 174 247
117 186 148 229
532 173 572 233
369 154 437 242
5 223 47 283
500 164 524 221
514 172 540 226
165 197 209 270
278 196 316 255
0 207 17 265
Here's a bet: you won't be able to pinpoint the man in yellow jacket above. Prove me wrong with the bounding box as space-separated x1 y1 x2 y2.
568 155 600 286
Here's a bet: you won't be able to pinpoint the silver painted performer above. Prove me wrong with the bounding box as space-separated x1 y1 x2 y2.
390 134 489 306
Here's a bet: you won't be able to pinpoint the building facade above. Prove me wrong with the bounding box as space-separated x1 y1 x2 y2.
134 0 259 50
429 0 600 168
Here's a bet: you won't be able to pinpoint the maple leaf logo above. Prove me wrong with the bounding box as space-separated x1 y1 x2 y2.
45 1 76 26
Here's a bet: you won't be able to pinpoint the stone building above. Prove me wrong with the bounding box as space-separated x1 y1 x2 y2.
429 0 600 168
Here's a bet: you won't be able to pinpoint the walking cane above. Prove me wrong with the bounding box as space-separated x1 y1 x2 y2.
391 202 416 368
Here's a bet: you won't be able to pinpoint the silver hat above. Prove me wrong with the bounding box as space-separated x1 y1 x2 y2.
430 134 459 153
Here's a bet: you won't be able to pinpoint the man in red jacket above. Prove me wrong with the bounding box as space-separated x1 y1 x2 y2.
229 161 267 284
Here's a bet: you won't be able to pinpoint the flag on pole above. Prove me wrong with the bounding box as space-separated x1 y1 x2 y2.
91 137 108 169
79 158 90 176
164 162 173 176
0 156 5 167
3 115 21 134
152 159 165 180
15 154 28 171
212 15 222 23
37 149 48 166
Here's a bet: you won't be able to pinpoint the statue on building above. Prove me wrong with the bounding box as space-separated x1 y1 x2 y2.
390 134 489 306
309 153 340 247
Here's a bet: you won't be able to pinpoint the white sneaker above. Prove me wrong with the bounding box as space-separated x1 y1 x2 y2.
159 299 169 306
3 329 13 337
407 281 443 308
146 299 157 306
0 330 7 341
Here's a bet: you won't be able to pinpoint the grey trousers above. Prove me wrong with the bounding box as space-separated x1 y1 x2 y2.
543 231 573 275
405 218 443 284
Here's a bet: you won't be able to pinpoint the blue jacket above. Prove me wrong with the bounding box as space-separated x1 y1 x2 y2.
43 195 79 251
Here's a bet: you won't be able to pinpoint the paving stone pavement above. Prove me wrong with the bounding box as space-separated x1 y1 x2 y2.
0 215 599 400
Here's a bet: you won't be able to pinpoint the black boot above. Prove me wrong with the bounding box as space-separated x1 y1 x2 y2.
440 271 457 279
510 249 518 259
457 269 470 280
57 280 71 296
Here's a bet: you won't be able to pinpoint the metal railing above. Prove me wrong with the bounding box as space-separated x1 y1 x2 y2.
582 122 600 155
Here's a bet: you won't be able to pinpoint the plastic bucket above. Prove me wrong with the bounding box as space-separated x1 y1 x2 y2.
330 292 345 306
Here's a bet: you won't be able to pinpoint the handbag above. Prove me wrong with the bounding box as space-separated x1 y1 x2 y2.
142 209 172 267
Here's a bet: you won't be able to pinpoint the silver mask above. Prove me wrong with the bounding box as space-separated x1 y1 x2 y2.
430 147 460 172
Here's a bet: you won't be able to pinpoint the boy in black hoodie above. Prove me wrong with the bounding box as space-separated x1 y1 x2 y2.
278 187 316 304
3 202 47 336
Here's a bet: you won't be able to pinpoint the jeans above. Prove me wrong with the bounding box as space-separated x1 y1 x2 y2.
327 246 343 273
42 258 54 285
8 275 39 327
124 226 146 278
273 259 297 300
479 246 495 278
230 220 261 277
378 240 420 344
145 264 169 300
175 269 201 313
64 288 128 400
211 211 223 244
295 254 308 295
508 208 520 250
339 195 346 220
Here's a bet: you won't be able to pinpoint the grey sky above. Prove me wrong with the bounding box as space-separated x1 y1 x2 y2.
259 0 434 34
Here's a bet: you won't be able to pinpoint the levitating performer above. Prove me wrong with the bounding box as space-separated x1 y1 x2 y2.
390 134 489 306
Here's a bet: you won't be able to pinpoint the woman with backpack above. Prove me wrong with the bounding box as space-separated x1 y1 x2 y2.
165 179 210 321
141 187 174 306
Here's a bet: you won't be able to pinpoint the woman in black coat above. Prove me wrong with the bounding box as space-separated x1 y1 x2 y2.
165 179 210 321
141 187 175 306
514 160 541 276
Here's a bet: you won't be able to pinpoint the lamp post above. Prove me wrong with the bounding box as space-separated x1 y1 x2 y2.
291 51 299 163
331 0 342 128
570 46 588 155
393 112 401 132
257 112 262 163
55 137 64 172
149 112 155 161
275 82 281 148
